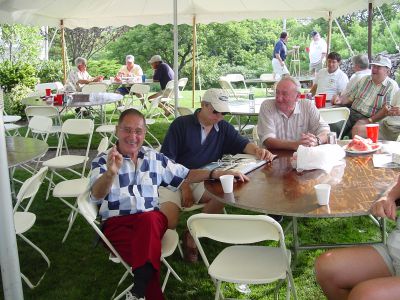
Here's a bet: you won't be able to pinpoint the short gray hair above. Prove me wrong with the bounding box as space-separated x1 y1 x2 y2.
75 57 87 67
126 55 134 62
278 76 301 93
352 54 369 70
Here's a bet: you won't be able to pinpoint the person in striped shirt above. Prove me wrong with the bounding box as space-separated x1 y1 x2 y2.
332 55 399 139
257 76 330 150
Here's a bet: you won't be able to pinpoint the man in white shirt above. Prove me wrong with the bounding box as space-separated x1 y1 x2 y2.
309 31 327 76
341 54 371 97
309 52 349 101
65 57 103 92
115 55 144 95
258 76 330 150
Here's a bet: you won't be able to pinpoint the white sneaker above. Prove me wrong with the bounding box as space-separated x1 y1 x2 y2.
125 291 145 300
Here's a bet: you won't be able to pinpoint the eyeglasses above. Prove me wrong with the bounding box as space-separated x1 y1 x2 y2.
212 110 228 116
119 127 145 136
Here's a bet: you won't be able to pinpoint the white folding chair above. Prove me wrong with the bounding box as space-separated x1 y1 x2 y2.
259 73 276 96
52 137 108 243
43 119 94 200
119 83 150 112
319 107 350 140
77 191 182 300
176 106 193 117
224 74 250 98
25 116 52 142
187 213 297 300
157 80 176 117
13 167 50 289
25 106 63 147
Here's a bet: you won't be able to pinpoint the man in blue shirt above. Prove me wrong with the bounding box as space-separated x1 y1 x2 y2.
271 32 291 80
159 88 275 262
90 108 248 300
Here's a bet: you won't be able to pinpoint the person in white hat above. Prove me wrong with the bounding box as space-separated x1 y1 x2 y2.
332 55 399 139
158 88 275 262
115 55 143 95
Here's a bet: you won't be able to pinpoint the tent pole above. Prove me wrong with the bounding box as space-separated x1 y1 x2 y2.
326 11 333 54
368 1 373 61
173 0 179 117
0 98 24 300
192 16 197 108
60 20 67 85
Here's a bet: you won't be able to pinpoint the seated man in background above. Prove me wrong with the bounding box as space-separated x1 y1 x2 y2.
315 174 400 300
258 76 330 151
340 54 371 97
65 57 103 92
115 54 143 95
332 55 399 139
90 108 248 300
159 88 274 262
309 51 349 101
148 55 174 100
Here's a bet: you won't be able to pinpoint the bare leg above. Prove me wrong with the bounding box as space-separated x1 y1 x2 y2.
315 246 391 300
159 201 180 229
349 277 400 300
199 190 225 214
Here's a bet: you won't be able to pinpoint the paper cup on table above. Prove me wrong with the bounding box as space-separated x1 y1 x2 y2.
314 184 331 206
220 175 234 193
366 123 379 143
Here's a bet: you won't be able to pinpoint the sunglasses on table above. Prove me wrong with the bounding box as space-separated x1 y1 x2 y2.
212 110 228 116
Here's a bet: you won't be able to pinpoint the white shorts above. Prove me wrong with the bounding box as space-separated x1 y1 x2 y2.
272 58 289 80
158 182 205 209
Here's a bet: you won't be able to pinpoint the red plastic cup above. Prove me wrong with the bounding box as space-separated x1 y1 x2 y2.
366 124 379 143
314 95 324 108
306 47 310 53
45 88 52 97
54 94 63 105
299 93 306 99
318 93 327 107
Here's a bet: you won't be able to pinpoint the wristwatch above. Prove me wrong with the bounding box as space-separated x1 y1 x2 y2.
368 117 373 123
316 136 321 146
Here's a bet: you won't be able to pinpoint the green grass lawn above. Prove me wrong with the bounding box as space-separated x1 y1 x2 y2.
2 89 395 299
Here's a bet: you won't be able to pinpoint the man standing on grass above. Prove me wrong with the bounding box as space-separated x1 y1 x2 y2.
90 108 248 300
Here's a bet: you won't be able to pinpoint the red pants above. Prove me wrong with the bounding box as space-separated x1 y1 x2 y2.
103 210 168 300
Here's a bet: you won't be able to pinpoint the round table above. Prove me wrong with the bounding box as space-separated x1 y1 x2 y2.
7 136 49 168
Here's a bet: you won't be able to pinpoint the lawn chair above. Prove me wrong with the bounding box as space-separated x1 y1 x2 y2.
319 107 350 139
187 213 297 300
13 167 50 288
52 137 108 243
77 190 182 300
43 119 94 200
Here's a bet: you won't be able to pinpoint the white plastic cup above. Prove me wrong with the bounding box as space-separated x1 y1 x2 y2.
314 184 331 206
220 175 234 193
110 76 115 82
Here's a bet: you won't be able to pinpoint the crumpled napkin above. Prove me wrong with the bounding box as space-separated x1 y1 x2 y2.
295 144 346 173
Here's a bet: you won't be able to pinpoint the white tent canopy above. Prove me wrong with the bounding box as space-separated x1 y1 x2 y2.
0 0 394 28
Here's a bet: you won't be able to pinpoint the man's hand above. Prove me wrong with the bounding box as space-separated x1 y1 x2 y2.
388 105 400 116
181 182 195 208
370 195 397 220
215 170 249 183
254 147 276 162
300 132 318 147
331 95 340 105
107 145 123 176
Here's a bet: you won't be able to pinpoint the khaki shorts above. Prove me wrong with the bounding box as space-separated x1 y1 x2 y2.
372 226 400 276
379 120 400 141
158 182 205 209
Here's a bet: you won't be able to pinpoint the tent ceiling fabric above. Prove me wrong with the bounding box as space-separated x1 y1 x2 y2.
0 0 394 28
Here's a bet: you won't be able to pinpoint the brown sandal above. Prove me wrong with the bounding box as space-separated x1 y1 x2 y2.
182 229 198 263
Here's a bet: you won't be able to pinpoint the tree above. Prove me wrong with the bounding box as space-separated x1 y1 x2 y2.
64 26 129 62
0 24 42 64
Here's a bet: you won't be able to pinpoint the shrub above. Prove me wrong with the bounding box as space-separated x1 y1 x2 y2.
87 59 121 78
37 60 64 83
4 84 33 118
0 60 37 92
